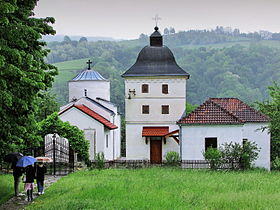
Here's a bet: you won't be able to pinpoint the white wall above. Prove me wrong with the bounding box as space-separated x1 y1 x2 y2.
126 124 180 160
125 76 187 160
69 80 110 102
59 108 105 160
181 125 243 160
242 123 270 170
181 123 270 170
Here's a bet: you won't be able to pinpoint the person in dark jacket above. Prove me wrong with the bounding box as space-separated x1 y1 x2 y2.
24 165 35 201
35 162 47 195
12 163 23 196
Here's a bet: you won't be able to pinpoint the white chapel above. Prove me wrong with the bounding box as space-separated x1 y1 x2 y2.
58 61 121 160
122 27 190 163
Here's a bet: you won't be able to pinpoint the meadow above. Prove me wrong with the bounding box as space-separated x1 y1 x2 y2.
27 168 280 210
0 174 23 205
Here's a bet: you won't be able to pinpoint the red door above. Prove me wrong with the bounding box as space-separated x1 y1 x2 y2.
150 140 162 164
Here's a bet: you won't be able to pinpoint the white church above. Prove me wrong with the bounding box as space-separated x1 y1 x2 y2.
122 26 270 169
56 26 270 169
122 26 190 163
58 61 121 160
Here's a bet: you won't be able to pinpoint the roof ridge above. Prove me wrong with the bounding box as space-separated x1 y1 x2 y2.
209 99 244 123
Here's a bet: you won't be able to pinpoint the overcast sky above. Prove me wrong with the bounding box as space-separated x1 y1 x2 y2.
34 0 280 39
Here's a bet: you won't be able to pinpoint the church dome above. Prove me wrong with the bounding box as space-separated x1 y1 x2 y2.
71 69 107 81
122 27 189 77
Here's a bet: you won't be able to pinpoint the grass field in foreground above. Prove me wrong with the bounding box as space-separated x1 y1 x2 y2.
0 174 23 205
27 168 280 210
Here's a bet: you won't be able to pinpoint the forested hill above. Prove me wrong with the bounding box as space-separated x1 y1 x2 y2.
47 28 280 112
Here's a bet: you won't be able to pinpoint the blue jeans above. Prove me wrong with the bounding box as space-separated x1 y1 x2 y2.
37 180 44 193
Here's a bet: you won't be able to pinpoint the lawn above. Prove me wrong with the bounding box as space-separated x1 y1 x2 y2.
0 174 23 205
27 168 280 210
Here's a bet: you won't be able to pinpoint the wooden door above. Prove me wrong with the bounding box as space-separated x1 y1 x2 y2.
150 140 162 164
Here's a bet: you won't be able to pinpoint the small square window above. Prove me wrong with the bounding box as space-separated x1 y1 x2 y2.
205 138 217 151
162 84 168 94
162 105 169 114
142 84 149 93
142 105 149 114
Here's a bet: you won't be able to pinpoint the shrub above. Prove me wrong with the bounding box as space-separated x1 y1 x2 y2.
94 152 105 170
272 156 280 170
203 147 222 170
165 151 180 166
220 141 260 170
240 141 260 170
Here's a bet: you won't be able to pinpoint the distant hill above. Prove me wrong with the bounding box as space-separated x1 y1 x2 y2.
42 34 117 42
47 28 280 112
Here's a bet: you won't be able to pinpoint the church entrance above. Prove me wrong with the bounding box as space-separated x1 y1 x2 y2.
150 137 162 164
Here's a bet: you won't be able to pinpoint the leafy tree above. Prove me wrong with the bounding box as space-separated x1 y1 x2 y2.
258 82 280 162
39 113 89 162
0 0 57 160
164 28 170 35
79 37 88 43
169 27 175 34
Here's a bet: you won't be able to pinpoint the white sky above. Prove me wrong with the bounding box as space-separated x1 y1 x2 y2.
34 0 280 39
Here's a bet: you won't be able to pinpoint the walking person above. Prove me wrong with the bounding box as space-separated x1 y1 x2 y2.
12 163 23 196
36 162 47 195
24 165 35 201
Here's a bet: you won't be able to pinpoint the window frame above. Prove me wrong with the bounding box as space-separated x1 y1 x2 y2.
161 105 169 114
142 105 150 114
162 84 168 94
205 137 217 151
142 84 149 93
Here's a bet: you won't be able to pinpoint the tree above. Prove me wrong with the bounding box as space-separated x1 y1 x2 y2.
0 0 57 160
79 37 88 43
169 27 175 34
258 82 280 162
39 113 89 162
164 28 170 35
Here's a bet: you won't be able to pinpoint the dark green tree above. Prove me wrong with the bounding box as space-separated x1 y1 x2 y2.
258 82 280 162
0 0 57 160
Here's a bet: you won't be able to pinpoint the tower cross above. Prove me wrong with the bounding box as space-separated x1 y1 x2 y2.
86 59 92 70
152 14 161 27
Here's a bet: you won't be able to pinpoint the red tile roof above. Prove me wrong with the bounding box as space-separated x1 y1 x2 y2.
178 98 269 125
59 104 118 130
142 127 169 137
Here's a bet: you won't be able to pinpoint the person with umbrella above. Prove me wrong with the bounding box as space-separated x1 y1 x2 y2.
4 152 24 196
17 156 37 201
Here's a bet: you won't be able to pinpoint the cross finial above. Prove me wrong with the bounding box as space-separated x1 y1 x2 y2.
152 14 161 27
86 60 92 70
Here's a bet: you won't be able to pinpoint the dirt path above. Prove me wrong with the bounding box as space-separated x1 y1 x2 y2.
0 175 62 210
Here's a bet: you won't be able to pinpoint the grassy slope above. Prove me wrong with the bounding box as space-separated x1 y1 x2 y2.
27 168 280 210
0 174 23 205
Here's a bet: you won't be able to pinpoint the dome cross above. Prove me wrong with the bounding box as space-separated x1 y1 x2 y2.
86 60 92 70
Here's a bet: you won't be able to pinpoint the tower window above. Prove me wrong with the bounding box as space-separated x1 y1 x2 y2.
142 105 149 114
162 84 168 94
161 105 169 114
205 138 217 151
142 84 149 93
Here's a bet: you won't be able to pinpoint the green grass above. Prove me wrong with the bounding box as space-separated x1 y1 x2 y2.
0 174 23 205
27 168 280 210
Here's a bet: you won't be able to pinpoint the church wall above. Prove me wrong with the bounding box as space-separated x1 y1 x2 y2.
125 76 187 160
126 124 180 160
59 108 106 160
68 80 110 102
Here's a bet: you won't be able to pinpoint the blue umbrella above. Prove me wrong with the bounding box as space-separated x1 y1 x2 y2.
16 156 37 167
